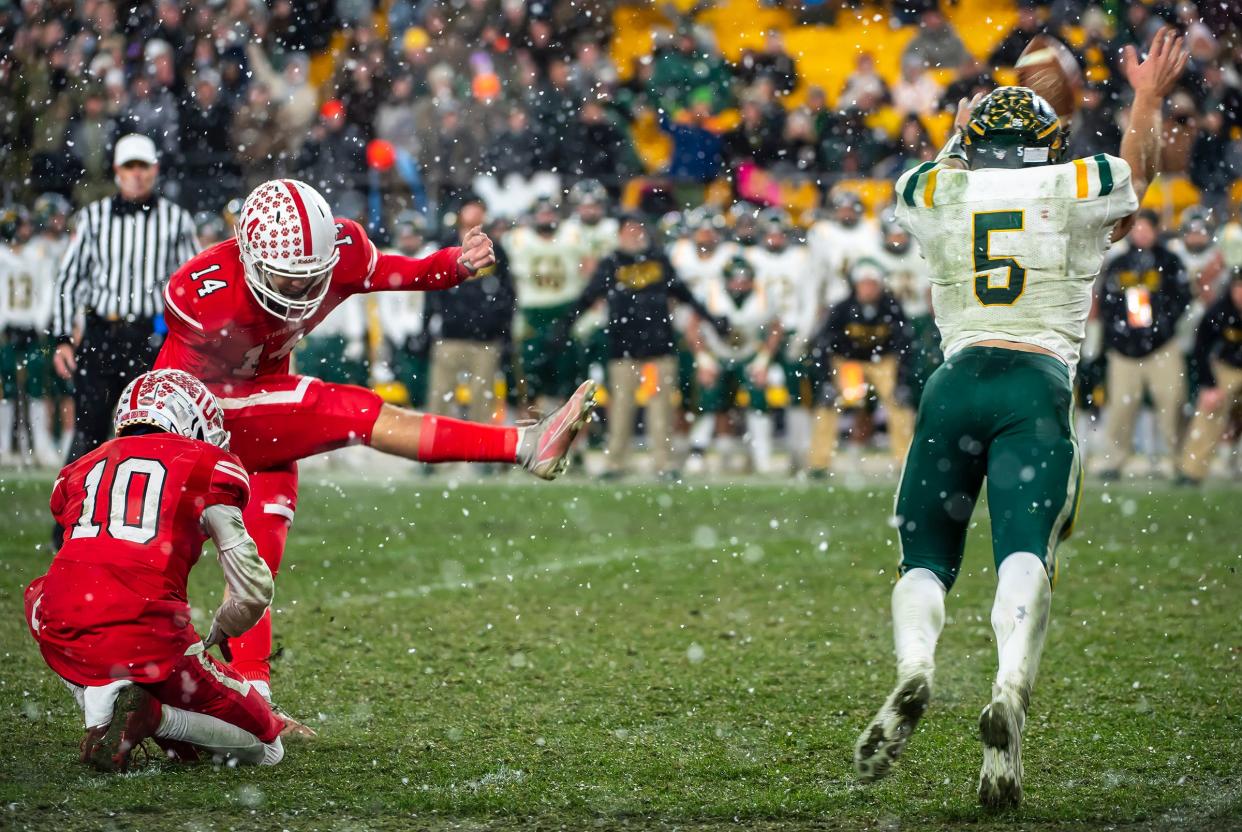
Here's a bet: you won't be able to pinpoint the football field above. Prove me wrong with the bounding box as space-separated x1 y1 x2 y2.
2 470 1240 831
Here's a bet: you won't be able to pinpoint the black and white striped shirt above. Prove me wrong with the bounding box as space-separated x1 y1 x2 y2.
53 194 199 340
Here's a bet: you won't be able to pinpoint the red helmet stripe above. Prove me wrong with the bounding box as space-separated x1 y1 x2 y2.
282 180 313 257
130 377 144 411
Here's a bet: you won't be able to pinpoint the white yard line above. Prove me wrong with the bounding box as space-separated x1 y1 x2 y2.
321 541 700 608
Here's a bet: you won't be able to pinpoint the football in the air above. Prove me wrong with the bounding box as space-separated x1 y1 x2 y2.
1015 34 1083 119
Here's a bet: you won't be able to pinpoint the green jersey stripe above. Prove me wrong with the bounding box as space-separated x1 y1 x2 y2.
1093 154 1113 196
901 162 936 207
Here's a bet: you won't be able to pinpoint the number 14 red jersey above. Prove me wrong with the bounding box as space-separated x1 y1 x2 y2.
155 218 463 389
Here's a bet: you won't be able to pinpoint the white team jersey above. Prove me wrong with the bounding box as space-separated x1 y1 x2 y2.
0 243 48 331
895 154 1138 368
311 293 366 340
1167 239 1223 294
559 217 619 266
1221 221 1242 269
807 218 882 305
669 239 738 301
746 245 817 341
22 235 66 331
698 276 776 361
875 243 932 319
505 227 586 309
376 244 436 342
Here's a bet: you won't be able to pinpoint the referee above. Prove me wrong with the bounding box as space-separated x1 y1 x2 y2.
52 134 198 467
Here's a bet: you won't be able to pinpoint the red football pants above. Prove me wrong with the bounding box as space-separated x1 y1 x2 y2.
144 648 284 743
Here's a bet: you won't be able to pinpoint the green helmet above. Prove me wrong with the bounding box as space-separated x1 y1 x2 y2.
962 86 1067 170
0 206 29 243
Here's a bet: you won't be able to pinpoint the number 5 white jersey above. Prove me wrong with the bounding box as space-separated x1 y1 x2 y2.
894 154 1138 369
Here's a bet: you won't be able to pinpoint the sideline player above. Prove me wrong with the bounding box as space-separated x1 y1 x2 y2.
853 30 1186 808
155 180 596 722
25 370 283 771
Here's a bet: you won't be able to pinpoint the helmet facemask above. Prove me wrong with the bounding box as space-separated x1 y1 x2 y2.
238 237 340 323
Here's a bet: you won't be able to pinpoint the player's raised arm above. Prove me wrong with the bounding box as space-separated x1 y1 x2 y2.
1114 26 1189 239
362 223 496 293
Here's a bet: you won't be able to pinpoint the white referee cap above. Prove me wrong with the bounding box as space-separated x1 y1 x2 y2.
114 134 159 167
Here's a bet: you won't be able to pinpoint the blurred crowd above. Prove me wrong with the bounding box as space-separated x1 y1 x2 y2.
2 0 1242 479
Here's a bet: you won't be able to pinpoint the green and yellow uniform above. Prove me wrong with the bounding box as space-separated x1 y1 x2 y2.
892 152 1137 588
506 226 587 400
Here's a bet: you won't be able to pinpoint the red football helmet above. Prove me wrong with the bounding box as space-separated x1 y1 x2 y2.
235 179 340 322
114 370 229 449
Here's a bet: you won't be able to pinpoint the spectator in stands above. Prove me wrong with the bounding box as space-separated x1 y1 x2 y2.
876 115 934 179
892 56 943 118
901 8 967 70
775 109 822 175
245 44 317 155
649 27 734 113
232 83 288 193
724 93 784 169
839 53 888 111
1178 268 1242 484
69 87 117 205
487 106 540 180
179 72 236 213
1069 82 1123 160
1096 211 1192 479
560 99 639 184
120 73 179 160
296 100 367 202
939 57 993 113
737 30 799 97
988 5 1043 67
659 90 726 184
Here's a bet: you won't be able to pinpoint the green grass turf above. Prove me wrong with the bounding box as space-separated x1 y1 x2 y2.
1 471 1239 831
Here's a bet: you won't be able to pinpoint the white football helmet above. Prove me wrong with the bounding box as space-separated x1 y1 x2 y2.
115 370 229 449
235 179 340 322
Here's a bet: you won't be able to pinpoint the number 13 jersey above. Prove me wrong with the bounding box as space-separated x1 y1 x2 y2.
894 154 1137 369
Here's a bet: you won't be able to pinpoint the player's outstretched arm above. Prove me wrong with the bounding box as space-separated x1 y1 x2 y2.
201 504 274 652
1115 26 1188 238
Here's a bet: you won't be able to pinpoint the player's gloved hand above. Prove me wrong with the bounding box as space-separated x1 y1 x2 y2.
204 619 233 662
457 225 496 275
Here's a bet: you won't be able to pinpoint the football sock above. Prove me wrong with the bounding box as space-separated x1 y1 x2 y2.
30 400 56 463
745 411 773 472
991 551 1052 714
689 412 716 452
0 400 13 457
891 568 946 682
156 705 267 765
417 413 519 463
786 406 811 465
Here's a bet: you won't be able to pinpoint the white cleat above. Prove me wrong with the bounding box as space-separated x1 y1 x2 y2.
854 673 931 782
517 380 598 480
978 695 1025 809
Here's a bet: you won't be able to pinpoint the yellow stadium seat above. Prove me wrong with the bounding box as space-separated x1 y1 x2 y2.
1140 174 1202 227
834 179 895 219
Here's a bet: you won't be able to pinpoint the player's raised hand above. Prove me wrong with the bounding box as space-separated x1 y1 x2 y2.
954 92 986 131
1121 26 1189 100
458 225 496 275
